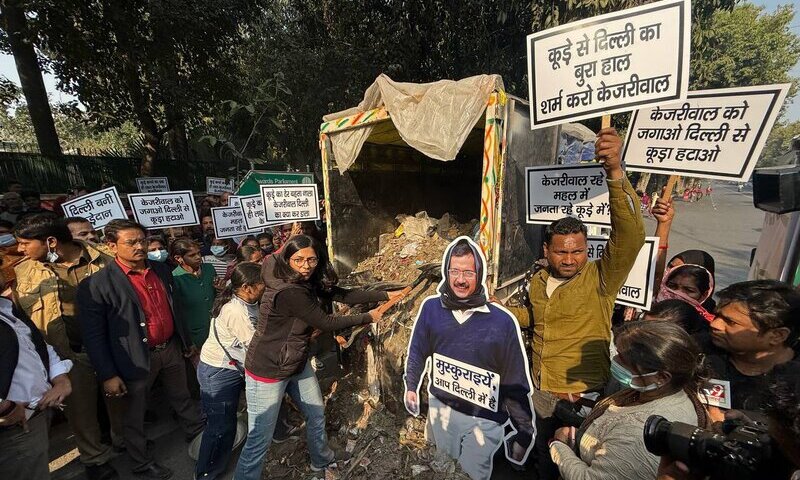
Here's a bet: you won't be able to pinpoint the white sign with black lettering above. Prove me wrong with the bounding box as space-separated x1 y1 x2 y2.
211 206 263 240
432 353 501 412
135 177 170 193
206 177 234 195
622 84 791 182
228 195 242 208
239 194 278 230
128 191 199 229
527 0 690 129
526 164 610 227
61 187 127 229
259 184 320 223
587 236 659 309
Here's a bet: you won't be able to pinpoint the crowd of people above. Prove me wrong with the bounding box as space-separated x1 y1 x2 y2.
0 127 798 480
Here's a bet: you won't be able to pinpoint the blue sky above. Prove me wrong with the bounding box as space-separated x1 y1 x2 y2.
1 0 799 121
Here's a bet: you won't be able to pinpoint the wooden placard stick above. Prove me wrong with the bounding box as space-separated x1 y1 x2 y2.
601 114 611 129
662 175 679 200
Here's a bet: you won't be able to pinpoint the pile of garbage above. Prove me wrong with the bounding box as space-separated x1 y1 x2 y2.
260 370 469 480
349 211 477 285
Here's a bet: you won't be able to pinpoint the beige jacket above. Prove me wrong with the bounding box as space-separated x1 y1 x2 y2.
14 241 113 358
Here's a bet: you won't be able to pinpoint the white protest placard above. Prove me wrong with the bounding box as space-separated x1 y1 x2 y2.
622 84 791 182
206 177 234 195
238 194 279 230
527 0 690 129
61 187 127 230
526 164 610 227
128 191 199 229
259 184 320 224
431 353 501 412
211 206 263 240
135 177 170 193
587 236 659 309
228 195 242 208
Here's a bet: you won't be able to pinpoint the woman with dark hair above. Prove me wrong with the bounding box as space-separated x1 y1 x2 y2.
195 262 264 480
241 236 260 249
235 235 401 479
171 238 220 350
650 194 717 312
223 245 264 282
642 299 709 335
146 235 168 263
550 321 709 480
655 264 715 322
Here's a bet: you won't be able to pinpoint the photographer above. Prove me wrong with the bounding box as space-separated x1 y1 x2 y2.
549 320 708 480
655 380 800 480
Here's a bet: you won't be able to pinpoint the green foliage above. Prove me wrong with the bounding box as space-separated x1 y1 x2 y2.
759 120 800 167
0 75 21 110
198 72 291 172
691 3 800 95
0 102 140 154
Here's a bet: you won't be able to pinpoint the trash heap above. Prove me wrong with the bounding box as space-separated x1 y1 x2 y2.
348 211 477 285
253 211 478 479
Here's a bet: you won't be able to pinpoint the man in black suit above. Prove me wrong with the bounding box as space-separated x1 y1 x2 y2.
78 220 203 479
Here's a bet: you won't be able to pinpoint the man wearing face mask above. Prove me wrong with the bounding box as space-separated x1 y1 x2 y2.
404 237 536 480
12 213 119 480
502 127 645 480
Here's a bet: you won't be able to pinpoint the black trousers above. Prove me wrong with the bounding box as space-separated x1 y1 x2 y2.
107 339 204 469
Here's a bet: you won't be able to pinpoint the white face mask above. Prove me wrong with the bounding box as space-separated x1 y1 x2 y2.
0 234 15 247
46 240 59 263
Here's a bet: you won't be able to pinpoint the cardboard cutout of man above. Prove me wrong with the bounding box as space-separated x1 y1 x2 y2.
403 237 536 480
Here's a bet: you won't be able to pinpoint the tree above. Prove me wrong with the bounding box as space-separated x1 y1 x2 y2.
689 4 800 169
0 0 61 156
0 100 141 155
759 120 800 167
25 0 269 174
690 4 800 95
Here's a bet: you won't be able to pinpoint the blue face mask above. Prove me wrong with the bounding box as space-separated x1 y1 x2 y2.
210 245 227 257
147 249 168 262
610 357 662 392
0 233 15 247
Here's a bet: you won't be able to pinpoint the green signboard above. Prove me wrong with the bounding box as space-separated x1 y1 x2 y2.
236 170 315 196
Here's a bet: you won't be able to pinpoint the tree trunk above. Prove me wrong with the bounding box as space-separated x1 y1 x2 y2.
141 125 160 177
166 115 189 163
0 1 62 157
104 0 162 176
636 172 652 194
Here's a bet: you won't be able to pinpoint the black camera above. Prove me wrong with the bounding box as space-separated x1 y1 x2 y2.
643 414 786 480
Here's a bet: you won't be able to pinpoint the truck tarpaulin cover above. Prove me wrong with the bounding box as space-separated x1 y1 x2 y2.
323 74 504 172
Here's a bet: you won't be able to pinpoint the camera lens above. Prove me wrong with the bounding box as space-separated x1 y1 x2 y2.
644 415 671 455
643 415 708 463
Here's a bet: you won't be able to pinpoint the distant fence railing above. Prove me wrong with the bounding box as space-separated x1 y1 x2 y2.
0 152 233 194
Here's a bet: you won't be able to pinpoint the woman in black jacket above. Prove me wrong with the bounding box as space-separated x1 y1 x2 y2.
235 235 399 479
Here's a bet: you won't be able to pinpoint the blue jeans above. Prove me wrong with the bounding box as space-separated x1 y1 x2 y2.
195 361 244 480
234 361 334 480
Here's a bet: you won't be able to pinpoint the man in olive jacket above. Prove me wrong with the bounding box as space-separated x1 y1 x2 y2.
504 127 645 480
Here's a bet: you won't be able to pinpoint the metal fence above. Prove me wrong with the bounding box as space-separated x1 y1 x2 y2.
0 152 232 193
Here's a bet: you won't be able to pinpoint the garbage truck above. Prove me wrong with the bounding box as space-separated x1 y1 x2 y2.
318 74 563 297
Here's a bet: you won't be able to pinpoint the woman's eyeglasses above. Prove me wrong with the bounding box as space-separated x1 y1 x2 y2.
290 257 319 267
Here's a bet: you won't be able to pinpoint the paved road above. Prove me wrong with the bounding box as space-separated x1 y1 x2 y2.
642 181 764 291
